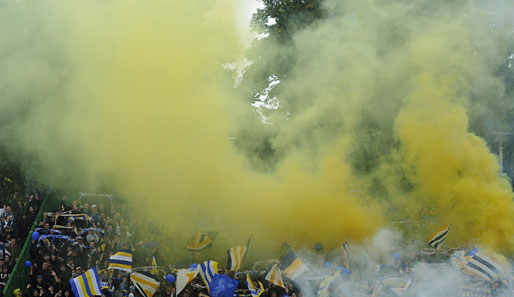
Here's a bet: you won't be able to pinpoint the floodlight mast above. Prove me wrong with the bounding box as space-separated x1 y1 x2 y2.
492 132 511 176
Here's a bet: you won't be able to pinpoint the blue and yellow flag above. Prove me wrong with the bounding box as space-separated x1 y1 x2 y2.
317 271 340 297
281 250 309 280
108 249 132 272
247 274 264 297
209 274 239 297
70 267 102 297
199 260 219 292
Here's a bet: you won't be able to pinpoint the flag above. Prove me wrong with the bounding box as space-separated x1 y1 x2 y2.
199 260 219 292
130 272 160 297
176 267 199 295
244 235 253 269
317 271 340 297
279 242 291 261
450 250 467 271
247 274 264 297
371 278 411 297
265 264 285 288
246 236 253 256
100 282 110 290
385 278 411 295
341 241 350 269
371 282 384 297
186 231 217 251
465 252 502 281
56 213 91 221
428 224 451 250
151 256 159 276
69 267 102 297
208 274 239 297
227 246 247 271
108 250 132 272
280 250 309 280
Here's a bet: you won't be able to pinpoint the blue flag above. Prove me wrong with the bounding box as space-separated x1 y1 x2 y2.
209 274 239 297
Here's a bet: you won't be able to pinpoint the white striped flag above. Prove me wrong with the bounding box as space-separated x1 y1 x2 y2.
69 267 102 297
317 271 340 297
265 264 285 288
108 250 133 272
150 256 159 276
186 231 215 251
428 224 451 250
228 246 247 271
280 250 309 280
247 274 264 297
465 252 502 281
176 266 199 295
198 260 218 293
341 241 350 269
450 250 467 271
371 281 384 297
371 278 411 297
130 272 160 297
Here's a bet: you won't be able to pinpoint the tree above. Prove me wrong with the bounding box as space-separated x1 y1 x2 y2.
234 0 326 170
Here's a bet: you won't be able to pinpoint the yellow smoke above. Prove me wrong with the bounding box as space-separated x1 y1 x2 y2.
245 0 514 252
396 74 514 251
1 0 514 261
0 0 380 261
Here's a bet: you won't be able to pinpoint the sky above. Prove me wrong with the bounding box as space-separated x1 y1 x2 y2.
236 0 263 47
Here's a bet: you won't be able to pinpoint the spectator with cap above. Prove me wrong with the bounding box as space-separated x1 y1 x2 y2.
86 230 100 244
75 236 85 248
34 275 45 291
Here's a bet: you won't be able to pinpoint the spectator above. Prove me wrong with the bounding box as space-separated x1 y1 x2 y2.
90 205 102 226
8 238 20 259
27 195 40 214
86 230 100 244
27 207 37 227
40 223 51 235
0 266 10 287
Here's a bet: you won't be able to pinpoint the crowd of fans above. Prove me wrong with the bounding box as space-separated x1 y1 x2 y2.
3 194 302 297
20 196 148 297
0 193 42 293
2 194 510 297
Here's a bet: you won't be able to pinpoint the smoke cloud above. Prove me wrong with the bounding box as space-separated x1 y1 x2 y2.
1 0 514 264
240 0 514 252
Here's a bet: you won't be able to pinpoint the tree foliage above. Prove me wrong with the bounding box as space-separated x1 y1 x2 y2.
234 1 326 170
251 0 325 43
